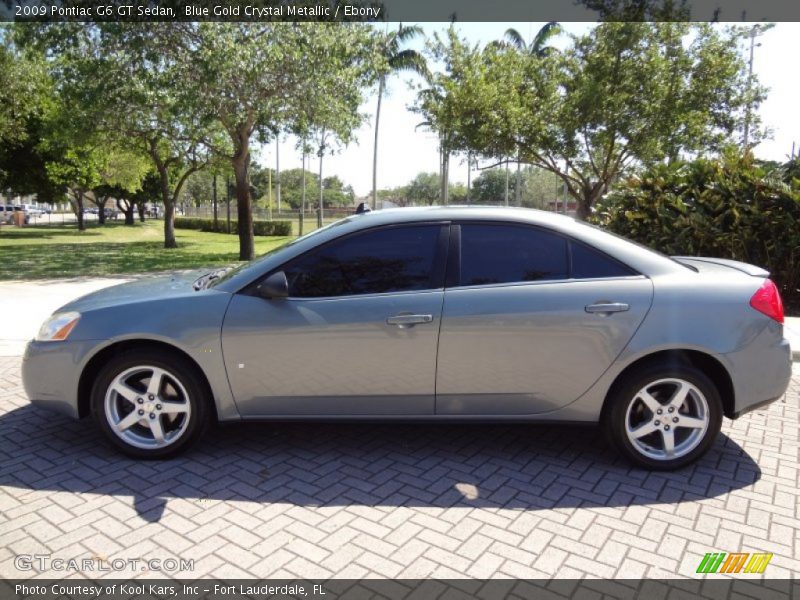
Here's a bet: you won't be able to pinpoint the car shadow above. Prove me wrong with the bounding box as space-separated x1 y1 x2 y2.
0 405 760 523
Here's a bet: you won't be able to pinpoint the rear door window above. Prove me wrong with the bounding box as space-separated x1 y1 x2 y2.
458 224 569 285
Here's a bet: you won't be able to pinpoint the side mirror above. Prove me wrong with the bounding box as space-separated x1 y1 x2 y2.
257 271 289 299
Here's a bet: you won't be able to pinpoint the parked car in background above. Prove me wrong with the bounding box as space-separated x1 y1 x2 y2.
0 205 14 223
22 207 792 469
104 208 120 220
20 204 43 217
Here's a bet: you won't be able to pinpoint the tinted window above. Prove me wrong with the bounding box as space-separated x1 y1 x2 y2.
459 224 568 286
285 225 441 297
570 242 635 279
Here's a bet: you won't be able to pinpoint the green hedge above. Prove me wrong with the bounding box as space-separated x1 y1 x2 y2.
174 217 292 237
593 153 800 311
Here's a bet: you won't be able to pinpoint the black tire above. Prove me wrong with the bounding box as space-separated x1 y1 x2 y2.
602 363 723 470
90 348 211 459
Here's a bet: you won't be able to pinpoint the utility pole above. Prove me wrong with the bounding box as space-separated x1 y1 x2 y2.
318 130 325 229
212 173 218 230
504 159 509 207
300 150 306 236
744 23 771 149
267 166 272 220
275 136 281 213
466 152 472 204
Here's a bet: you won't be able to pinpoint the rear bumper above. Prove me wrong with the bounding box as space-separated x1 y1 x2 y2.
721 323 792 418
22 339 99 419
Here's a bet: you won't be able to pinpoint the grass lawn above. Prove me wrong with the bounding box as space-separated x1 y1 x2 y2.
0 220 293 280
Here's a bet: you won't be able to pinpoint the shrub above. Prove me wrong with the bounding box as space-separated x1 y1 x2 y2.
593 153 800 311
174 217 292 237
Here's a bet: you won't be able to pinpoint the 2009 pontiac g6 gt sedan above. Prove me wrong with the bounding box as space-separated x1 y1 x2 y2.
23 207 792 469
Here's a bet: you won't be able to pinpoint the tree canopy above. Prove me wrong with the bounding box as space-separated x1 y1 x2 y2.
415 22 764 219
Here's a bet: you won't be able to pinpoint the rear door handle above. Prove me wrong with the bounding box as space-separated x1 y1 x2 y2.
386 314 433 328
585 302 629 314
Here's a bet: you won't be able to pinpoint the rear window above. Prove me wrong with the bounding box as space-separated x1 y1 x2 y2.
570 241 636 279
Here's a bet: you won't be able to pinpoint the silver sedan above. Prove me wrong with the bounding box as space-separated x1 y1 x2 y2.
22 207 792 469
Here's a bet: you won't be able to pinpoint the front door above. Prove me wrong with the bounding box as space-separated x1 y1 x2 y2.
222 223 449 416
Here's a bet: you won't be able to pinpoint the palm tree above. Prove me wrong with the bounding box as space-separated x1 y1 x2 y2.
502 22 562 57
371 25 429 209
496 22 562 206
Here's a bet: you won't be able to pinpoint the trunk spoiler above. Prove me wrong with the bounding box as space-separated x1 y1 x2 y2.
671 256 770 278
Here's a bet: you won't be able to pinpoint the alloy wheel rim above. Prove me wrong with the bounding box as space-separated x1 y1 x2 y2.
104 365 191 450
624 377 709 461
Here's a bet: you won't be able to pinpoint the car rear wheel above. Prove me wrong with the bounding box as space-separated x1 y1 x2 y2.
91 349 210 459
604 364 722 470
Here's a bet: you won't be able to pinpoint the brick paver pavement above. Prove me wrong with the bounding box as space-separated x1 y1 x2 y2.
1 356 798 579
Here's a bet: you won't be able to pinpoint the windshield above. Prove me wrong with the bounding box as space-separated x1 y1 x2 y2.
206 215 357 288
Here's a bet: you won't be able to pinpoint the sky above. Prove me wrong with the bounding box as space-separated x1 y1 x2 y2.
254 22 800 200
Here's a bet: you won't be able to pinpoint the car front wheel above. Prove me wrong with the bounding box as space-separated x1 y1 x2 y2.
604 364 723 470
91 349 210 459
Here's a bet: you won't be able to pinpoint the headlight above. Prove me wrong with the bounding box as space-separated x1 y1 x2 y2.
36 312 81 342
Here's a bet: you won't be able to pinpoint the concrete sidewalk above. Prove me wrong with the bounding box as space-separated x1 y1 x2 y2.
0 278 130 356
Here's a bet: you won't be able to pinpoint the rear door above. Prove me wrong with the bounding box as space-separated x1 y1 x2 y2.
222 223 449 416
435 222 653 415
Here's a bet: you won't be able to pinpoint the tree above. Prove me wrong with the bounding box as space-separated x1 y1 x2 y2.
496 22 562 205
167 23 381 260
88 149 150 224
0 28 49 149
371 24 428 209
19 23 214 247
471 168 513 203
405 172 440 205
500 22 562 57
45 143 102 232
420 23 764 220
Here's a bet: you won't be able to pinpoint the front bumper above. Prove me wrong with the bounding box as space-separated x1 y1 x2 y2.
722 322 792 418
22 339 100 419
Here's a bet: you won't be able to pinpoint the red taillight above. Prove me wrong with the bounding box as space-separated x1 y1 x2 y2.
749 279 784 324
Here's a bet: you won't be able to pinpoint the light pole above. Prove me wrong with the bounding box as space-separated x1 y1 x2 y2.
743 23 771 149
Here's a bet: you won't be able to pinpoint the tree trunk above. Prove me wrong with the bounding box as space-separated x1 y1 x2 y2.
75 191 85 232
371 77 385 210
155 165 177 249
118 199 135 225
575 198 591 221
138 203 145 223
97 197 106 225
232 150 254 261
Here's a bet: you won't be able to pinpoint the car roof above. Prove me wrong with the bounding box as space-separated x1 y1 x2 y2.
215 206 685 293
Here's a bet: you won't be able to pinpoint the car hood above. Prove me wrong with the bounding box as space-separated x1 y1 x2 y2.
57 270 209 314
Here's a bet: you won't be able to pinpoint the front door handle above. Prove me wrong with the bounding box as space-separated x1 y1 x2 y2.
386 314 433 328
585 302 629 314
